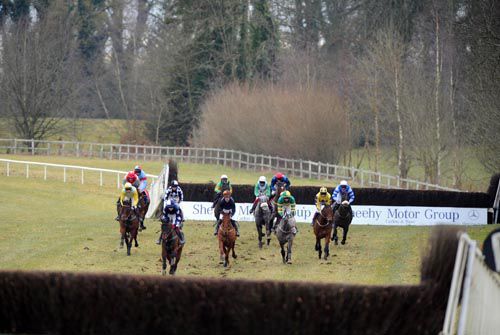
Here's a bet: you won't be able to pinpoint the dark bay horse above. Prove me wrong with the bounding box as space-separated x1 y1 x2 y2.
313 204 334 260
161 222 183 275
137 191 149 231
118 201 140 256
333 200 353 245
271 180 286 228
217 210 237 267
276 209 296 264
254 194 272 248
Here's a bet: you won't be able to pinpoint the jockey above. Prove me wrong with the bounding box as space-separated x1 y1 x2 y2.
273 190 297 234
115 182 139 220
331 180 355 215
164 180 185 221
311 186 332 226
270 172 291 196
134 165 149 205
157 199 185 245
123 171 140 189
249 176 272 214
212 174 232 208
214 190 239 237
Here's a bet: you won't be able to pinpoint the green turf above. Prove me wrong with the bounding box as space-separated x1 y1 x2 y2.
1 176 497 284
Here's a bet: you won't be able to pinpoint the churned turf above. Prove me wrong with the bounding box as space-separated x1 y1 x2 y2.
0 176 496 285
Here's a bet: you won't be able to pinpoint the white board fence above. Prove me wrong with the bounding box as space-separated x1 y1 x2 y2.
0 138 460 192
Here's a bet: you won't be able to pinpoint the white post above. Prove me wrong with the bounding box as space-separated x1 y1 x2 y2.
81 169 84 184
6 162 10 177
117 173 120 189
13 139 17 154
44 166 47 180
31 139 35 155
100 171 103 187
63 167 66 183
26 163 29 178
76 142 80 158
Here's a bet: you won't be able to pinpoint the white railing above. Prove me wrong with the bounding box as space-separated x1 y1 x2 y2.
0 138 461 191
0 158 157 188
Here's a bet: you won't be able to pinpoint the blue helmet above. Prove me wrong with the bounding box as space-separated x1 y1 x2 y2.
164 199 177 213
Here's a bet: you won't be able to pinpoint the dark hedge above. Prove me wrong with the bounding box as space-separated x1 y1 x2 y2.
180 183 492 208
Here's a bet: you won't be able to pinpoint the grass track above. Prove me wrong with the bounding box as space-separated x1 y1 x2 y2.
1 176 497 284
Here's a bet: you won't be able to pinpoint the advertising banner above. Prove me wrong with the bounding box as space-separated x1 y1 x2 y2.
180 201 487 225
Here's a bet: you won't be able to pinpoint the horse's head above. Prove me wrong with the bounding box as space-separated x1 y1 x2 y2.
221 209 232 222
161 222 174 241
320 203 334 223
338 200 351 216
120 201 134 221
276 181 286 194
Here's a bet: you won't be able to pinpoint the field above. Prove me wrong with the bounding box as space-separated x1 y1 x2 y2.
1 175 496 285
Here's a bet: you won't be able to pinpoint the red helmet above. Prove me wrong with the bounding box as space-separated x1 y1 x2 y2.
275 172 284 180
126 171 137 182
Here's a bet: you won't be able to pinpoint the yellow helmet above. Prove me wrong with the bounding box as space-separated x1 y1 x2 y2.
281 191 291 198
124 182 133 191
320 186 327 194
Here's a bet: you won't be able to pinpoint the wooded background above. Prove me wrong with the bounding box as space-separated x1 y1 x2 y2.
0 0 498 187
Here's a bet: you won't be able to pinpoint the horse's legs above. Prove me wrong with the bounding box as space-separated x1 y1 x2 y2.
333 225 339 245
231 243 237 259
120 234 124 248
224 246 229 268
132 225 139 248
256 222 263 249
126 234 131 256
286 239 293 264
280 243 286 264
162 249 167 276
324 234 330 260
315 237 322 259
218 240 225 264
341 225 349 245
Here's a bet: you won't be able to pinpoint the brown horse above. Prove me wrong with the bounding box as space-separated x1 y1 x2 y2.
313 204 334 260
137 191 150 231
161 222 183 275
217 210 237 267
118 201 140 256
270 180 287 228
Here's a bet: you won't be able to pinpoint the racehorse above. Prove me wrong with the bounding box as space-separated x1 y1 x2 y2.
275 208 296 264
118 201 140 256
270 180 287 228
333 200 353 245
253 193 273 248
217 210 237 267
161 222 183 275
137 190 150 231
313 203 334 260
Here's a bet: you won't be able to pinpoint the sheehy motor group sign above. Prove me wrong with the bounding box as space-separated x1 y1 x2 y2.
180 202 487 225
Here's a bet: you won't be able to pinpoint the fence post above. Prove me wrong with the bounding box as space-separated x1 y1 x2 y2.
13 139 17 154
47 142 51 155
100 171 103 187
89 143 93 158
44 166 47 180
26 163 29 178
117 173 120 189
31 139 35 155
6 162 10 177
63 167 66 183
81 169 84 184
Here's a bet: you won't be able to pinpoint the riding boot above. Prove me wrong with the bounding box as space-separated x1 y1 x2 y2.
333 203 340 214
249 201 257 214
214 220 221 236
140 219 146 230
231 220 240 237
176 227 185 245
115 201 121 221
311 212 318 226
156 233 162 245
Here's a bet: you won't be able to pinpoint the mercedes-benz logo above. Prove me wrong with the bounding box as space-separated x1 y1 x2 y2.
468 210 479 220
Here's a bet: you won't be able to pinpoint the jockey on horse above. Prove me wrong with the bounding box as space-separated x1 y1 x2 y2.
133 165 149 205
331 180 355 217
214 190 240 237
164 180 185 222
157 199 185 245
273 190 297 234
311 186 332 226
249 176 273 214
270 172 291 198
212 174 232 208
116 182 139 220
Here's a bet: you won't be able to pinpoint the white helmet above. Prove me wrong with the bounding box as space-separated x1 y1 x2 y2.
340 180 348 186
124 182 133 190
259 176 266 183
221 174 228 180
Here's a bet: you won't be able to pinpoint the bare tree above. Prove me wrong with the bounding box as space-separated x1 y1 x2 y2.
0 1 81 141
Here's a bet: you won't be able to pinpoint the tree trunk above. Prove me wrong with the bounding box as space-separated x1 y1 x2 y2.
433 7 442 185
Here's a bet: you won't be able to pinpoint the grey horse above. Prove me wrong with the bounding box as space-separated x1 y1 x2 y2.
254 194 273 248
275 208 297 264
